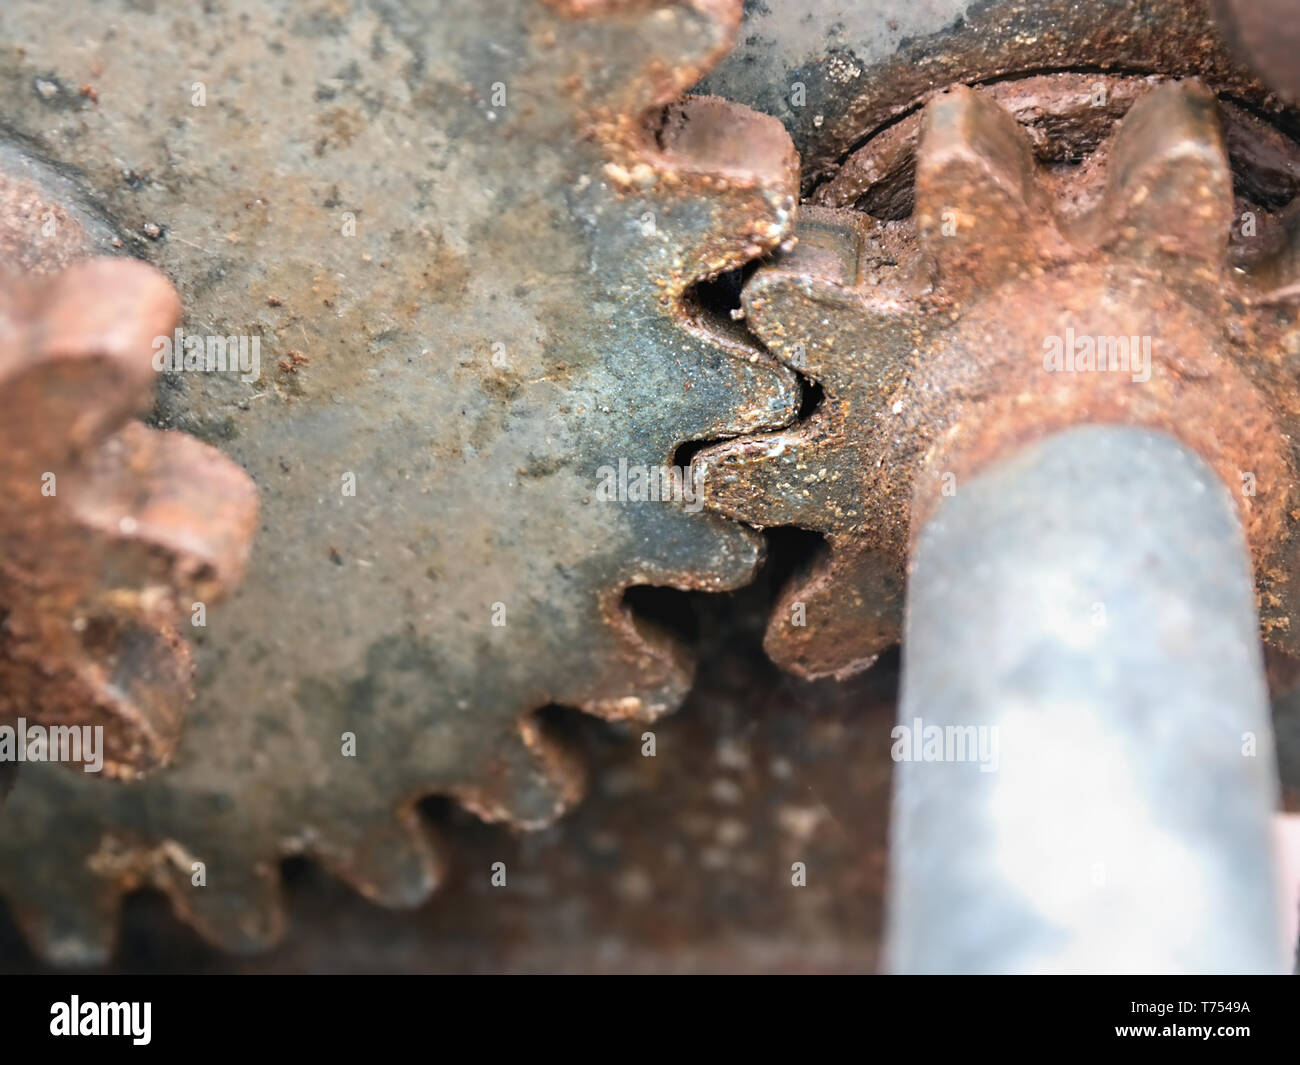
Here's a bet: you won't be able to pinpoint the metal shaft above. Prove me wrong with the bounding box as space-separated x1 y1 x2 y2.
886 425 1287 974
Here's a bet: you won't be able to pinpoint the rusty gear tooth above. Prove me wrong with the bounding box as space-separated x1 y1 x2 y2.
637 94 799 292
450 717 587 832
66 422 259 600
609 92 803 443
696 206 920 678
740 207 923 395
0 259 177 461
764 544 904 681
0 615 193 778
574 589 694 723
562 12 803 442
1095 81 1233 266
545 0 742 121
739 206 873 384
695 423 842 530
314 806 444 909
915 85 1054 291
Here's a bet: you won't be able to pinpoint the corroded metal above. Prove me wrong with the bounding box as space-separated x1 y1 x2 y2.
0 0 798 961
2 584 900 975
697 79 1300 680
2 0 1297 968
0 258 258 776
700 0 1288 197
1211 0 1300 102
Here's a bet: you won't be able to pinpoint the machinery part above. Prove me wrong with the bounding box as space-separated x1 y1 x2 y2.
697 78 1300 680
2 0 1295 969
887 425 1285 974
1211 0 1300 102
3 574 902 975
0 0 798 961
0 140 125 274
699 0 1291 197
0 258 258 776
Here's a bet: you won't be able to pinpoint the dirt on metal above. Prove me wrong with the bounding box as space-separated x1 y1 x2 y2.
0 0 803 962
698 78 1300 681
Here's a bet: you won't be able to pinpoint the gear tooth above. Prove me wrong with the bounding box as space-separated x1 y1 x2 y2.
168 857 285 954
635 95 798 292
0 257 255 779
619 500 770 593
0 259 178 460
915 85 1048 288
0 616 192 775
765 545 904 681
672 337 800 440
74 622 193 776
760 206 868 291
315 805 444 909
695 424 845 530
551 1 741 119
451 717 586 832
68 423 260 598
571 581 695 722
742 206 873 386
1098 81 1232 265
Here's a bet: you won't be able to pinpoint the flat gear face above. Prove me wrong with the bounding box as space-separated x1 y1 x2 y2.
0 0 799 961
697 77 1300 681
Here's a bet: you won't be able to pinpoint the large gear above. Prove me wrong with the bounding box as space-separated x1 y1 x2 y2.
0 0 798 961
696 75 1300 680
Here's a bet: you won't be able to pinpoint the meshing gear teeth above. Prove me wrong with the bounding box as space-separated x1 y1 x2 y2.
697 79 1300 681
0 0 797 962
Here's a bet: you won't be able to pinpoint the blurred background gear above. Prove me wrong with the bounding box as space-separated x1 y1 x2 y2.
0 258 258 778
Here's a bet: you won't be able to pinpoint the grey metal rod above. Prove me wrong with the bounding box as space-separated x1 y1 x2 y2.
886 425 1287 973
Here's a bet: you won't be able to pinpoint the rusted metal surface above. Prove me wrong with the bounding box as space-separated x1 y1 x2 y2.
813 72 1300 219
0 259 258 776
1 0 1298 969
701 0 1289 198
1211 0 1300 102
697 77 1300 681
0 0 799 962
0 579 899 974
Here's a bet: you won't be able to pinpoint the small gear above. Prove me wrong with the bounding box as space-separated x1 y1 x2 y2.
0 258 258 775
697 78 1300 680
